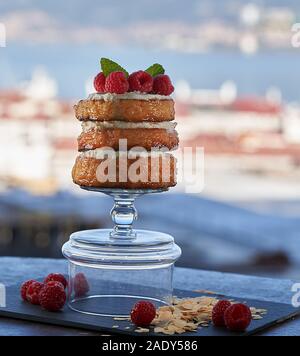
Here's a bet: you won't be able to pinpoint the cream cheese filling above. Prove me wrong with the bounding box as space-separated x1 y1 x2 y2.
80 148 170 159
81 120 177 133
88 92 172 101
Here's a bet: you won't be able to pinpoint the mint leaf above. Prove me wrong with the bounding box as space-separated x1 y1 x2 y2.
145 63 165 77
100 58 129 77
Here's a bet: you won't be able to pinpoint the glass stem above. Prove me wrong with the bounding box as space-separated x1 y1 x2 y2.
110 194 138 239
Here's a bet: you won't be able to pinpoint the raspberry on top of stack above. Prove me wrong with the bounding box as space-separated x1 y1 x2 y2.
72 58 179 190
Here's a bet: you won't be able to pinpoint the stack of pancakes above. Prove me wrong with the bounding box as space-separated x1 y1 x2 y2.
72 92 179 189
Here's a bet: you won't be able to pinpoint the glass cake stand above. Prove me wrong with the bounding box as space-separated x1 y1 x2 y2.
62 187 182 317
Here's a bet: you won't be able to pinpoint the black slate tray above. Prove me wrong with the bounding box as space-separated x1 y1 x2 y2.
0 285 299 336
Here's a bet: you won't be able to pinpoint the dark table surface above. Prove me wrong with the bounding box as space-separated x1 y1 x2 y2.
0 257 299 336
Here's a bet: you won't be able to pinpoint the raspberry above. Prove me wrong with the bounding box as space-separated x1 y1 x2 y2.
130 301 156 327
128 71 153 93
152 74 174 96
73 273 89 297
224 303 252 332
105 71 129 94
26 281 44 305
212 300 232 327
94 72 106 93
20 280 36 301
39 281 66 312
44 273 68 289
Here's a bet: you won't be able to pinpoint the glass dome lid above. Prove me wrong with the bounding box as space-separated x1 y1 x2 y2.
62 229 181 269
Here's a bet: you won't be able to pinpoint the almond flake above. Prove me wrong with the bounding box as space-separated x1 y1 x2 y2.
135 328 149 333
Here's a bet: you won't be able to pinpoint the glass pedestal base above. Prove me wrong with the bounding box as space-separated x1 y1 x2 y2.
62 188 181 317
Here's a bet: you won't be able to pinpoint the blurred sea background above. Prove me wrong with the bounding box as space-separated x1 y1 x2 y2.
1 0 300 278
1 45 300 101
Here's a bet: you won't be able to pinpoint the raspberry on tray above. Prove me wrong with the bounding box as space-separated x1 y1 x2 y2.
39 281 66 312
20 279 36 301
44 273 68 289
224 303 252 332
212 300 232 327
73 272 90 297
26 281 44 305
130 301 156 327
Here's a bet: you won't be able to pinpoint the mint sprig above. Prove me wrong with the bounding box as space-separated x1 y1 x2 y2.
100 58 129 77
145 63 165 77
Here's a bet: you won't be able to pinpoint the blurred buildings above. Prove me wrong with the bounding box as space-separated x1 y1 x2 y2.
0 70 78 194
1 70 300 200
176 81 300 200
